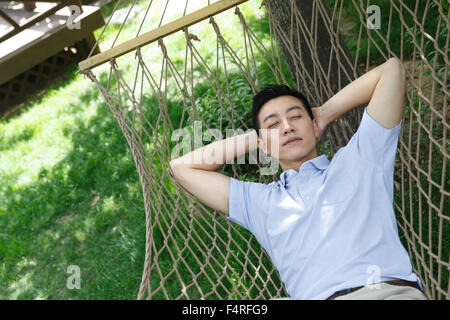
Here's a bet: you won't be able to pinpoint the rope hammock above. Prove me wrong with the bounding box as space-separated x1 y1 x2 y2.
78 0 449 299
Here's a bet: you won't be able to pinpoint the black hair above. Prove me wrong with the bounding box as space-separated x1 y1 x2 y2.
252 84 313 134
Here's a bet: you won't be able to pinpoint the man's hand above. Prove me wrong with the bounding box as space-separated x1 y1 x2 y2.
311 106 328 141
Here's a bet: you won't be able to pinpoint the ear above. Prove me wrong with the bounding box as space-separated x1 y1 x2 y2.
312 118 320 139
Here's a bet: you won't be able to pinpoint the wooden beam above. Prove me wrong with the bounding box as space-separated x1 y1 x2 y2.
0 0 73 2
0 6 104 85
0 0 74 43
79 0 248 71
0 9 19 29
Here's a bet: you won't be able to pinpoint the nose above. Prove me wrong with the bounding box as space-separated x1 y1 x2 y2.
282 118 295 135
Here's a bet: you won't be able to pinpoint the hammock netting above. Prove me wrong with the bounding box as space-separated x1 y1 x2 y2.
78 0 449 299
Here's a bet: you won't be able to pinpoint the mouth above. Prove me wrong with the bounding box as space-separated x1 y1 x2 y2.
283 137 302 146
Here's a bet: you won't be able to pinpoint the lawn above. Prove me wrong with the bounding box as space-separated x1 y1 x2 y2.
0 0 281 299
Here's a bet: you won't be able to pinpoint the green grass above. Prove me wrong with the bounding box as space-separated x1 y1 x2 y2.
0 0 287 299
0 62 147 299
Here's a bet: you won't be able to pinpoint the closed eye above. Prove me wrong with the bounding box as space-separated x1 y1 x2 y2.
269 116 301 128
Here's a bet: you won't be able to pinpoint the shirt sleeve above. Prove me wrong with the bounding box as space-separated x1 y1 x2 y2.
227 176 269 236
350 106 403 173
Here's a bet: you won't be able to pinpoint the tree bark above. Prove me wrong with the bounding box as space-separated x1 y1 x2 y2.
265 0 362 148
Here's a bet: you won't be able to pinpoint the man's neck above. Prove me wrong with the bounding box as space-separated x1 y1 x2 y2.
280 149 320 172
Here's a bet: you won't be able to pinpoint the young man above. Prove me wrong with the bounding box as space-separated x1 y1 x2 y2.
169 57 427 300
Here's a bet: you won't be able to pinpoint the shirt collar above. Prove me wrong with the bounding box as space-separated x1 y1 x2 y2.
304 154 329 171
279 154 329 186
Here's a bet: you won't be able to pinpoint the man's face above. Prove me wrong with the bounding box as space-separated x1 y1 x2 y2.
257 95 319 164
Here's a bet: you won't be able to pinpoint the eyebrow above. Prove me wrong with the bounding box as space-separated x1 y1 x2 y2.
263 106 303 124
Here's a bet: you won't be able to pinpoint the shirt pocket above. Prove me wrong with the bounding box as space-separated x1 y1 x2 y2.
318 166 356 205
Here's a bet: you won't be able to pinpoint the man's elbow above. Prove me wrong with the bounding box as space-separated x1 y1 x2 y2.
169 159 177 169
168 160 183 180
169 159 195 181
387 57 406 76
390 58 407 121
386 57 407 99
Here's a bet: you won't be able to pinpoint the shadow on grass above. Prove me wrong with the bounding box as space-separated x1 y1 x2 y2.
0 45 288 298
0 127 35 152
0 70 148 299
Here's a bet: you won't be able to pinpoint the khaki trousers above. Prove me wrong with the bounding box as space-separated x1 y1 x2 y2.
333 282 427 300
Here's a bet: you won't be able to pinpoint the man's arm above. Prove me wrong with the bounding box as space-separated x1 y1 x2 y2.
169 129 258 216
314 57 407 134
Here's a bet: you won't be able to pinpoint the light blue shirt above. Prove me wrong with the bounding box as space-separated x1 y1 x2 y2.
227 107 421 300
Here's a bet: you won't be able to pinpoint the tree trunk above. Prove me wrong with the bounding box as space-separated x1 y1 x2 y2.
264 0 362 149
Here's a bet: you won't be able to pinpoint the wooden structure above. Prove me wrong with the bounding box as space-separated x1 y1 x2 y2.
79 0 248 71
0 1 105 118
